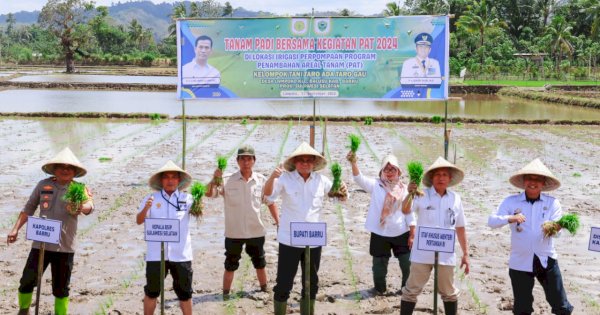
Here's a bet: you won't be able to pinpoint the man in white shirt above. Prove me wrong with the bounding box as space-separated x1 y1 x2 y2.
181 35 221 85
400 32 441 82
136 161 194 315
400 157 469 315
488 159 573 315
206 145 279 299
264 142 345 315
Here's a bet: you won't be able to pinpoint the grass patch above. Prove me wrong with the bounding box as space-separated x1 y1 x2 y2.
498 88 600 108
364 117 373 125
573 172 582 177
462 80 600 87
431 115 443 124
98 157 112 162
149 113 162 121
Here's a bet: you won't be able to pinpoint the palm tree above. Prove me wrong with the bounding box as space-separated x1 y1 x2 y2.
544 15 575 73
580 0 600 39
168 2 188 38
455 0 506 63
383 2 401 16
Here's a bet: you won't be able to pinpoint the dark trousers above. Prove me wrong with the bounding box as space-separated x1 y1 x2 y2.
18 248 74 298
370 232 411 290
273 243 322 302
509 255 573 315
224 237 267 271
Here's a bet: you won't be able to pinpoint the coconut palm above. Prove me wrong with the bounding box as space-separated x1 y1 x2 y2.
580 0 600 39
455 0 506 63
383 2 401 16
544 15 575 73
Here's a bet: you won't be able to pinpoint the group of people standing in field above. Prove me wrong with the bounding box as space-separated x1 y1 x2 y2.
7 141 573 315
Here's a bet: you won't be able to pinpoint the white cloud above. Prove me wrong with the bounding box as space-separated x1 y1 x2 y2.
0 0 393 16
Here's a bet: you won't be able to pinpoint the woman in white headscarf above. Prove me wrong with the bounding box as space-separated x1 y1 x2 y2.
347 151 415 295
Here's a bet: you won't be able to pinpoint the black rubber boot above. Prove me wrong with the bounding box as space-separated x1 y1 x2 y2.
398 252 411 288
400 300 416 315
372 256 389 294
444 301 458 315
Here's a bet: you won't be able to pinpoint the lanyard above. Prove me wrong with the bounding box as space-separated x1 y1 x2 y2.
161 190 181 211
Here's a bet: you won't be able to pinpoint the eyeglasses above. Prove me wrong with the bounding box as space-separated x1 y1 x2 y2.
382 167 398 173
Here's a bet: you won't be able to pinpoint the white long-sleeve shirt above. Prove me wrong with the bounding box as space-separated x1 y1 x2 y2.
138 189 193 262
488 192 561 271
266 170 332 247
353 172 415 237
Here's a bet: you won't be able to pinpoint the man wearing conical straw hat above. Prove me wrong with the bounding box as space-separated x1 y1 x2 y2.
136 161 194 315
206 145 280 299
488 158 573 315
264 142 346 315
7 147 94 315
400 157 469 315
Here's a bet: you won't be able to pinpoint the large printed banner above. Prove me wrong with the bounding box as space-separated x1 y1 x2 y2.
177 16 449 100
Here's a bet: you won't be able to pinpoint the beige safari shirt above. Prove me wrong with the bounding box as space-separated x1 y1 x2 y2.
216 171 267 239
23 177 94 253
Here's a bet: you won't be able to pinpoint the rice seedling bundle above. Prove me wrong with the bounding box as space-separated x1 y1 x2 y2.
62 182 89 215
215 156 228 186
542 213 580 238
189 182 207 218
403 161 424 212
328 162 347 199
347 134 361 162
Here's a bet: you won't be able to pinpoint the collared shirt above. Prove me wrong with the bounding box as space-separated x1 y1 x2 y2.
216 170 267 239
23 177 94 253
400 57 441 78
138 189 193 262
267 170 332 247
181 60 221 85
353 172 415 237
410 186 466 266
488 192 561 271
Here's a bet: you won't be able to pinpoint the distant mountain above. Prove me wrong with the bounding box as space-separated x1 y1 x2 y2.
0 1 374 40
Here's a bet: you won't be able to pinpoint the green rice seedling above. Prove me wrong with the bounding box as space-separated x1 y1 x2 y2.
98 157 112 162
215 156 228 186
403 161 425 212
542 213 580 238
431 115 442 123
62 182 88 215
149 113 161 121
241 118 248 125
573 172 582 177
347 134 361 162
190 182 207 218
364 117 373 125
328 162 346 199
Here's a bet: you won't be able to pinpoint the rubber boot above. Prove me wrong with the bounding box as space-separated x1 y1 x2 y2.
274 300 287 315
54 297 69 315
300 299 315 315
444 301 457 315
398 253 411 288
372 256 389 294
400 300 416 315
17 292 32 315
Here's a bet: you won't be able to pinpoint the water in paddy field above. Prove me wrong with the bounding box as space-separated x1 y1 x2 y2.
1 89 600 120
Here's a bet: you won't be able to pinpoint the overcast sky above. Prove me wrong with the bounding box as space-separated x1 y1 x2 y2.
0 0 396 15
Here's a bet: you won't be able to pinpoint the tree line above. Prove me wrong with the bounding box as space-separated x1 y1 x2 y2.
0 0 598 79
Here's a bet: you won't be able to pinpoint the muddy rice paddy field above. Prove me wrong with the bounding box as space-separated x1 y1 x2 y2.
0 118 599 314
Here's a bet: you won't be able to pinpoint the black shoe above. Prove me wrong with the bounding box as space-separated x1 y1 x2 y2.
444 301 457 315
400 300 416 315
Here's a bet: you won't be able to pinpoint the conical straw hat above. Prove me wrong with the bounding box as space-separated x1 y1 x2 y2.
422 157 464 187
283 142 327 172
379 154 402 176
509 158 560 191
148 161 192 191
42 147 87 178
